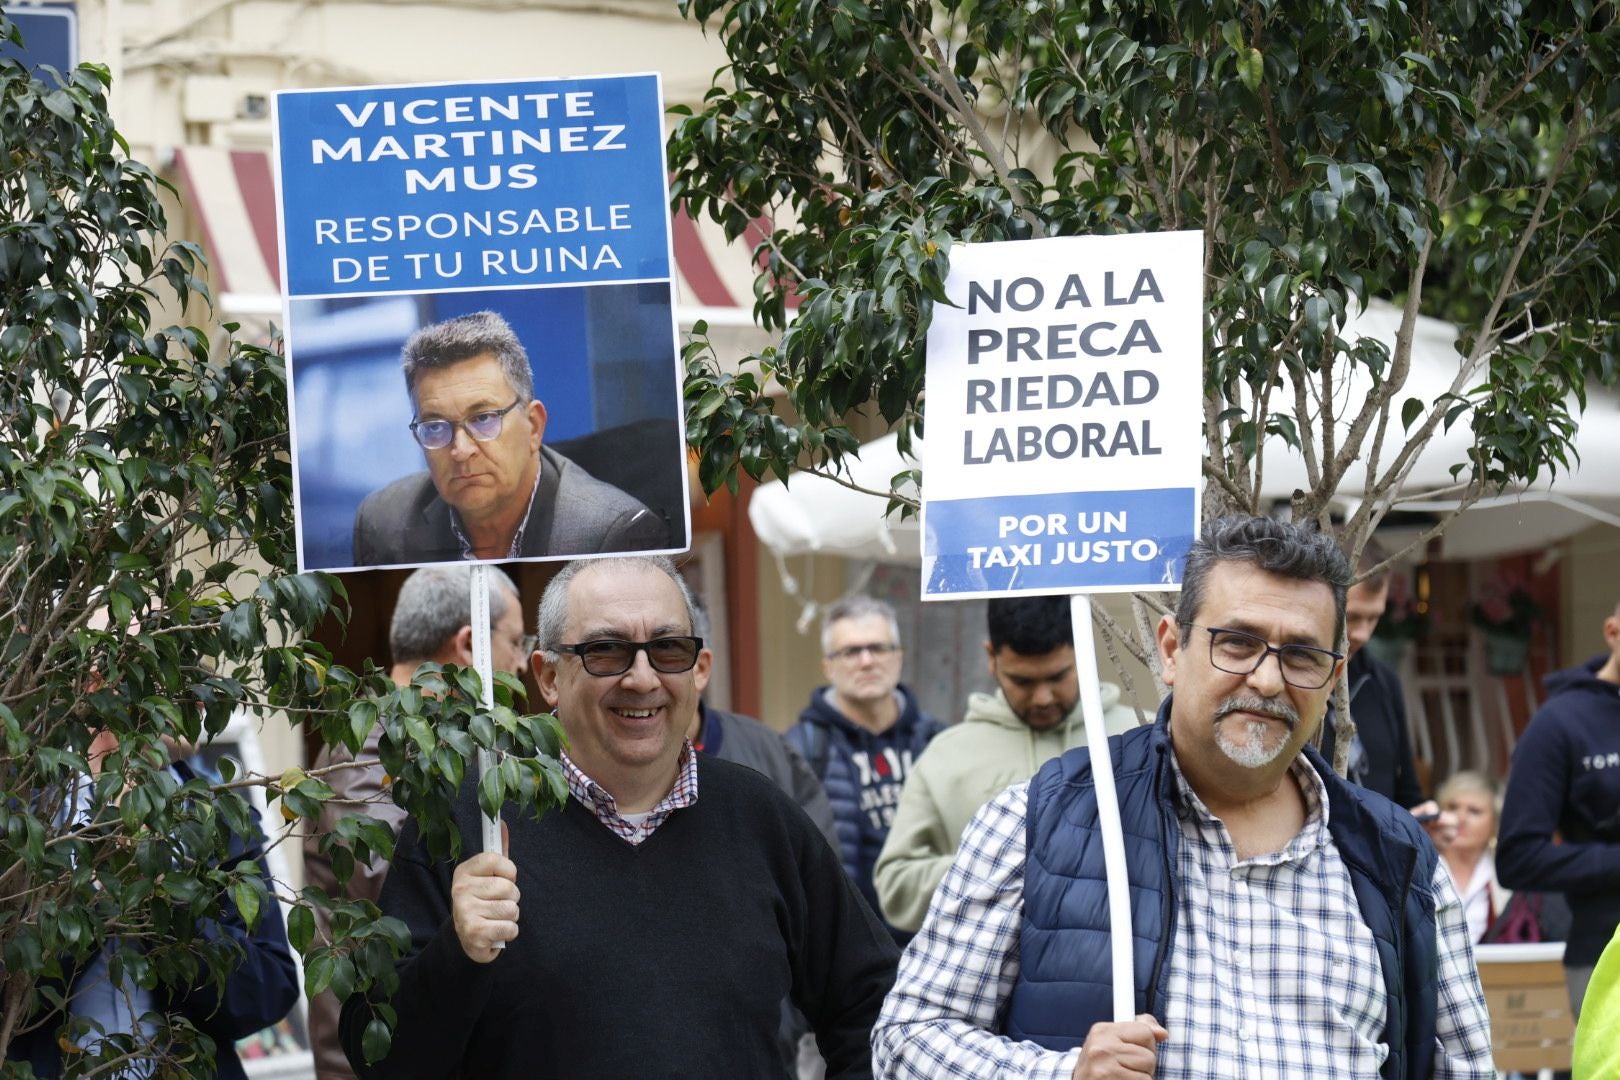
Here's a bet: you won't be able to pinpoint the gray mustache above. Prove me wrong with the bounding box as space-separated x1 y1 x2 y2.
1215 694 1299 728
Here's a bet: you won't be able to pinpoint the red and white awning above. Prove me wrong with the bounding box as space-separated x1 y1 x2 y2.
172 147 282 314
171 145 781 324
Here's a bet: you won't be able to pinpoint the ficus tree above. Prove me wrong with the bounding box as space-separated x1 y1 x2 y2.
672 0 1619 766
0 19 564 1075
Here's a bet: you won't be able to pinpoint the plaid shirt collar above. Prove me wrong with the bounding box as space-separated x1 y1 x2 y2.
561 740 699 845
1169 745 1331 864
450 461 543 560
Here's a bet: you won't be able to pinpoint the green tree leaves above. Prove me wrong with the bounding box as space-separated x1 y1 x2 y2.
0 15 569 1072
670 0 1618 530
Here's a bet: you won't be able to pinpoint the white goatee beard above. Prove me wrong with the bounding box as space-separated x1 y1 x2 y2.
1214 718 1291 768
1211 694 1299 769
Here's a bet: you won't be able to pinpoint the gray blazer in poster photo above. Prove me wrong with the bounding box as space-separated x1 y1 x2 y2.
352 443 667 566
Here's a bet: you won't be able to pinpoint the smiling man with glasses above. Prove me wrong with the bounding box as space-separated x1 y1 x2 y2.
875 516 1494 1080
350 310 667 566
344 556 899 1078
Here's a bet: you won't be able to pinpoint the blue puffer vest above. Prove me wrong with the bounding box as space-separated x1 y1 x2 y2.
1001 698 1440 1080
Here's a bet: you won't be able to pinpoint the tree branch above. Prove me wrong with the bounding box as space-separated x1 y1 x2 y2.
913 35 1046 238
1466 104 1585 367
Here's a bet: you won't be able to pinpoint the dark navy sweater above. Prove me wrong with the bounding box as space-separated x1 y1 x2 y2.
344 755 898 1078
1497 656 1620 967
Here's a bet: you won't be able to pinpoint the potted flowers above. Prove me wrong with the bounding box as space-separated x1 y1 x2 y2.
1367 576 1428 666
1471 581 1542 674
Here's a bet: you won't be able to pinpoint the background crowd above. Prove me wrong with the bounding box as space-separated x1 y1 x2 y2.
13 519 1620 1079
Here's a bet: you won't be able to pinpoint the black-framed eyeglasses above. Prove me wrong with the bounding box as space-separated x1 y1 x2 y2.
409 399 522 451
1183 623 1343 690
552 636 704 677
826 642 901 662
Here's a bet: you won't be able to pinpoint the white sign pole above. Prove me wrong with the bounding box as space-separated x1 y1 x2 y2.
469 565 502 858
1071 594 1134 1022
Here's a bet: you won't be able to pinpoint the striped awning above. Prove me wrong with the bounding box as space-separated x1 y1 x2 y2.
172 147 282 314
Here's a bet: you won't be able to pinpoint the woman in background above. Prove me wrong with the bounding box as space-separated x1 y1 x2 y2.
1438 770 1510 943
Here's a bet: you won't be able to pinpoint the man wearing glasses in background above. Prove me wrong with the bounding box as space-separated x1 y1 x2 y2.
873 516 1494 1080
786 596 944 949
344 556 898 1078
351 310 666 566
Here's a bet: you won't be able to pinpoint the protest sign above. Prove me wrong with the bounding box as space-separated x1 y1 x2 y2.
274 74 689 573
921 232 1203 598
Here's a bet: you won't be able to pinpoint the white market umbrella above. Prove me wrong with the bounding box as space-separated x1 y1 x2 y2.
1255 299 1620 557
746 432 922 563
746 302 1620 563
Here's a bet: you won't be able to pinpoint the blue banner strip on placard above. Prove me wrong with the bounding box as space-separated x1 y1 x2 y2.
277 74 669 296
923 488 1195 595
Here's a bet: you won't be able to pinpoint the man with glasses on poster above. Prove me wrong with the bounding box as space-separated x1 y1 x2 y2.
350 310 667 566
343 556 898 1077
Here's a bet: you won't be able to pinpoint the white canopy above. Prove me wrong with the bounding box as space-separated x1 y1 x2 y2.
1252 300 1620 558
747 432 922 563
747 301 1620 564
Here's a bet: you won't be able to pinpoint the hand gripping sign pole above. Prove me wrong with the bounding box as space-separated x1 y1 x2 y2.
469 566 503 848
469 565 504 949
1071 594 1135 1022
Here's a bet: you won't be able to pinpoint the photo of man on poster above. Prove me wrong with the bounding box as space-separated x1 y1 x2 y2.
284 282 688 573
349 309 668 565
274 74 690 575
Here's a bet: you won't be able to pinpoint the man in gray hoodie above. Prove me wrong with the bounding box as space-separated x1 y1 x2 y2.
872 595 1140 932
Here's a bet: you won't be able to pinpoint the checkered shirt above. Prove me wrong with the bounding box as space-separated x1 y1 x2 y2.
560 740 698 845
872 755 1496 1079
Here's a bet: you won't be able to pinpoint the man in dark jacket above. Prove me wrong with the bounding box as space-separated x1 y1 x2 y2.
1498 598 1620 1019
690 701 838 846
686 604 838 848
784 595 944 946
7 758 298 1080
874 516 1494 1079
350 310 667 565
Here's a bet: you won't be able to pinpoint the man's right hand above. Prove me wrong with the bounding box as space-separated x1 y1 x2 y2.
450 822 519 963
1072 1014 1168 1079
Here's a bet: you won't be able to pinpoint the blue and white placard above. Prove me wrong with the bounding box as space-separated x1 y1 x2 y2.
921 232 1203 598
273 74 688 574
275 74 669 296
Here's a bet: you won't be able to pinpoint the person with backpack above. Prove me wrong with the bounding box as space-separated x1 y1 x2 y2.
785 595 944 947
